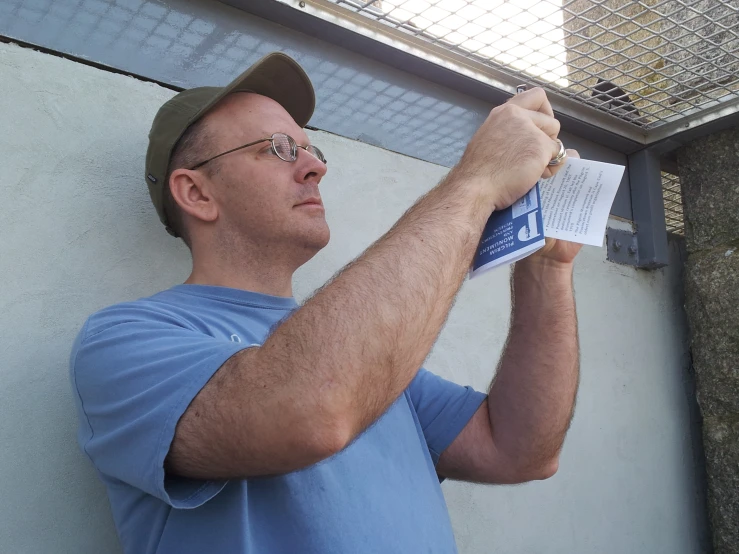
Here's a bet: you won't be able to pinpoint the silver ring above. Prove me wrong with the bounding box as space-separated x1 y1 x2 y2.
548 139 567 166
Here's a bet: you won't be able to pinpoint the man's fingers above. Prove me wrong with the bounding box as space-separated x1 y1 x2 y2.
508 87 554 117
528 111 560 139
541 149 578 179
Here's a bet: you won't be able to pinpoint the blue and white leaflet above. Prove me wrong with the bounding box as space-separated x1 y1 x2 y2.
470 183 545 278
469 158 626 278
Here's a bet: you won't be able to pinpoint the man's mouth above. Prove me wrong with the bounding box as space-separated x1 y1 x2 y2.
295 197 323 208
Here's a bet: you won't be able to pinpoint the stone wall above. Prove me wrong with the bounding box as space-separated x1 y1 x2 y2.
678 127 739 554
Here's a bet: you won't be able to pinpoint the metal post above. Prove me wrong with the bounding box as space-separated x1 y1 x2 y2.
627 149 669 269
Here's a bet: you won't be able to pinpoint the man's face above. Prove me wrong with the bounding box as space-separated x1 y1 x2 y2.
199 92 330 259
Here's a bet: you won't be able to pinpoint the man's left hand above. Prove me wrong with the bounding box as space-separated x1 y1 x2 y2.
531 237 582 266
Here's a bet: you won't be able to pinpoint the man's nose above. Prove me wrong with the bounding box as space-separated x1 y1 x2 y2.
294 149 327 185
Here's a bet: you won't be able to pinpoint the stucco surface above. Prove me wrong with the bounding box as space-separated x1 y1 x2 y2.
0 42 707 553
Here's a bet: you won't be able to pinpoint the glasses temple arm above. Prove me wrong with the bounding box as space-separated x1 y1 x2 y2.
189 137 272 170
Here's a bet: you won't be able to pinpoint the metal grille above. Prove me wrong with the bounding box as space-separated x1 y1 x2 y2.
331 0 739 129
662 171 684 234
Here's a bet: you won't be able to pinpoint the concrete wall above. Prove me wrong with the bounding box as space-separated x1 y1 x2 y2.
0 41 707 553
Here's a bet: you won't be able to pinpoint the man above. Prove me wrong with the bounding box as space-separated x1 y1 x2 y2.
70 53 580 553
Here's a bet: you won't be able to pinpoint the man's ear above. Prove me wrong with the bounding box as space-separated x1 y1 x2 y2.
169 168 219 225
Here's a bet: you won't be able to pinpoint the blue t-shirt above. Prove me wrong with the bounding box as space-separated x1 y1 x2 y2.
70 284 487 554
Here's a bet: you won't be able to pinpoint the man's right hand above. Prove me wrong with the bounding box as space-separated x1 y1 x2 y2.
452 87 566 213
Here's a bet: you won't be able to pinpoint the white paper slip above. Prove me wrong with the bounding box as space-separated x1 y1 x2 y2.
540 158 625 247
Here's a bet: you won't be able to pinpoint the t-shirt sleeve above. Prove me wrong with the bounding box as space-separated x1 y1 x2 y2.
70 302 253 509
408 368 488 465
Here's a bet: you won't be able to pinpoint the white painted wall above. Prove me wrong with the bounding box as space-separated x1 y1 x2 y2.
0 42 705 553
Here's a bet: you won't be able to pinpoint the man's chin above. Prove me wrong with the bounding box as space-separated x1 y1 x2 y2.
308 229 331 252
295 224 330 254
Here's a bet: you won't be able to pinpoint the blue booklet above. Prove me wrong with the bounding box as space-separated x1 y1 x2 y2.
470 183 545 277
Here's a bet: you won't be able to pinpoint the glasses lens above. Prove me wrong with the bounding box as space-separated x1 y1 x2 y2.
306 146 327 164
271 133 296 161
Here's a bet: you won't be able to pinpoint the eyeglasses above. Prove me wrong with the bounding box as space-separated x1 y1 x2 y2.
189 132 327 170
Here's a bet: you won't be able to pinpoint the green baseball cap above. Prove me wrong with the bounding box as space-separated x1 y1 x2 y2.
145 52 316 236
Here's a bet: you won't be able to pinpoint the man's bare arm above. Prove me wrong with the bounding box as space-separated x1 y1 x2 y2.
437 256 579 483
167 89 567 480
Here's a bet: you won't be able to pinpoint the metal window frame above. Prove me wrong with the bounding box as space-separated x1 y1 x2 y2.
1 0 706 270
229 0 739 269
228 0 739 153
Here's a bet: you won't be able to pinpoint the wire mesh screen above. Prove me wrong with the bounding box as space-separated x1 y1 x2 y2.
661 171 684 234
332 0 739 128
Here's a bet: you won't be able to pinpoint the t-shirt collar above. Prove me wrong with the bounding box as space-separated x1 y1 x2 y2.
170 284 298 310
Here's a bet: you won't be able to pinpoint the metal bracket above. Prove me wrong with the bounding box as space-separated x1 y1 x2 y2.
606 148 669 269
606 228 640 266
